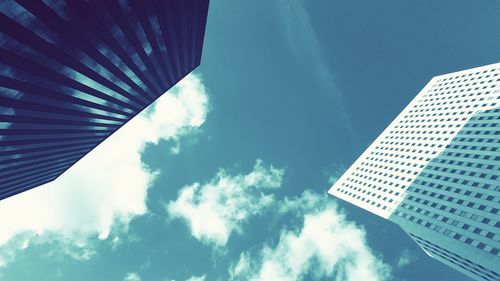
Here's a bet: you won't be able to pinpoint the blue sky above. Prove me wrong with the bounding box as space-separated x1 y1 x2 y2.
1 1 500 281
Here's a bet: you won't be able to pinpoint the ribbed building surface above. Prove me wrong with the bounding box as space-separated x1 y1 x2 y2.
329 63 499 281
0 0 210 199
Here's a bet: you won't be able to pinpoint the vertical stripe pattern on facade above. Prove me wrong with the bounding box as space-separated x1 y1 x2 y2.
0 0 210 200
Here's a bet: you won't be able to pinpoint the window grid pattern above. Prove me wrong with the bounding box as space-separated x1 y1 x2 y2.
329 63 500 218
393 107 500 254
409 233 500 281
329 63 500 280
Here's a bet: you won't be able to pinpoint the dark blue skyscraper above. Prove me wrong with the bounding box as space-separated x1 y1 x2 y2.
0 0 210 200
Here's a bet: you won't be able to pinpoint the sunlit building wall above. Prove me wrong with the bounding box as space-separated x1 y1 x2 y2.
329 63 499 281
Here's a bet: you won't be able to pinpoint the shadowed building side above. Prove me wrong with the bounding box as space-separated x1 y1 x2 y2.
0 0 210 199
390 106 500 281
329 63 499 281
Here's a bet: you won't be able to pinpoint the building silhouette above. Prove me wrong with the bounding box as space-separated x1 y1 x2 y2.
0 0 209 200
329 63 499 281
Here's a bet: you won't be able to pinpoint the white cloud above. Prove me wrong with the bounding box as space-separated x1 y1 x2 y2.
166 160 284 246
396 248 413 269
185 275 205 281
124 272 142 281
0 74 209 265
276 0 353 136
230 191 391 281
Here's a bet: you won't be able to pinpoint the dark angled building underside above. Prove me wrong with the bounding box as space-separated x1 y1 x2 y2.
0 0 210 200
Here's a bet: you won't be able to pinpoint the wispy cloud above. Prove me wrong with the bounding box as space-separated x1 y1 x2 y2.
124 272 142 281
229 191 391 281
166 160 284 246
185 275 206 281
396 248 413 269
0 74 209 266
166 161 390 281
276 0 354 136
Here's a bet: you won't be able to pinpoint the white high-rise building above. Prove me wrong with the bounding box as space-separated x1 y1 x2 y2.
329 63 500 281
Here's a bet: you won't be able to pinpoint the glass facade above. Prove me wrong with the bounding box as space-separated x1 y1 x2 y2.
329 63 499 280
0 0 210 199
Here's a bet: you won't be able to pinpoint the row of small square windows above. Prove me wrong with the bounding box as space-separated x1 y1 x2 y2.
440 68 499 80
355 160 419 186
423 92 494 105
348 173 411 189
413 94 491 107
364 156 426 172
434 157 499 172
431 128 498 139
339 184 393 202
431 76 499 86
429 85 498 95
407 108 495 117
370 151 433 162
352 171 412 187
447 144 498 153
463 123 499 130
404 194 498 219
460 128 499 135
385 135 446 142
393 122 462 130
402 110 482 120
361 158 425 170
343 155 422 198
430 82 498 93
400 117 468 124
425 92 496 103
376 142 497 155
426 164 499 181
388 129 457 135
396 122 464 129
404 191 499 223
407 109 500 118
453 136 500 143
419 95 494 106
408 184 498 206
408 104 494 114
413 95 492 106
357 165 418 177
413 180 498 203
372 146 436 156
398 208 500 258
395 122 497 130
399 201 499 234
342 179 400 198
336 187 389 210
423 218 497 257
349 159 496 206
409 233 500 281
375 144 439 152
432 76 498 86
379 141 445 151
433 75 498 85
340 99 496 209
423 90 494 101
416 173 499 197
401 187 500 233
470 114 500 121
443 151 499 162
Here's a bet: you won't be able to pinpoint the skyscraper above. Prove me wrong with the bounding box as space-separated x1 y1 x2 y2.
0 0 209 200
329 63 499 281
